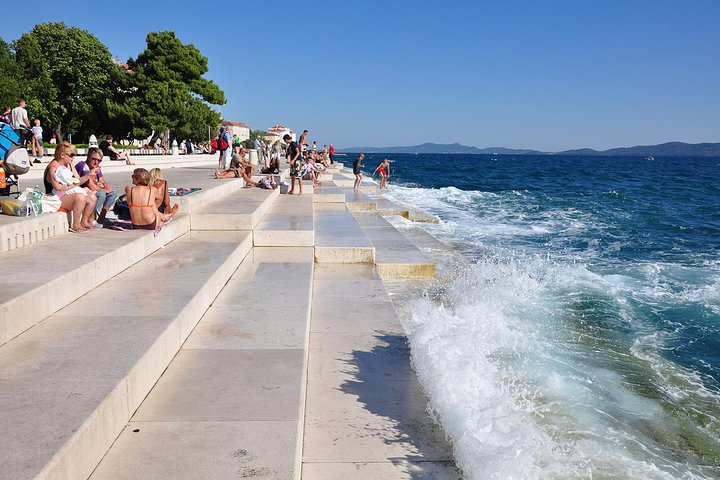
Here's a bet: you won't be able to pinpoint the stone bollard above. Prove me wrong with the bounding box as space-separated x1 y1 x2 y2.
248 149 259 165
89 134 98 147
171 139 179 156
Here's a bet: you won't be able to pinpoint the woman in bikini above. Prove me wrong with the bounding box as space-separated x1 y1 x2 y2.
44 141 99 233
373 158 391 189
149 168 179 218
125 168 173 230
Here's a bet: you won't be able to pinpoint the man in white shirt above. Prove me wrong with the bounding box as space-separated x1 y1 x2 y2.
11 99 31 144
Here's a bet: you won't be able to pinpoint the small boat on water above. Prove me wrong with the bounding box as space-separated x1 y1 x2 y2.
646 155 655 161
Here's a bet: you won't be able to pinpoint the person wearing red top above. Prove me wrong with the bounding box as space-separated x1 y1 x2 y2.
328 144 335 164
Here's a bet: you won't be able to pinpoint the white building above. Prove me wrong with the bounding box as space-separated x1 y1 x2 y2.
265 124 295 144
221 121 250 142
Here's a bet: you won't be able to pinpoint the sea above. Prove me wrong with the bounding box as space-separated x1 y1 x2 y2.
358 153 720 479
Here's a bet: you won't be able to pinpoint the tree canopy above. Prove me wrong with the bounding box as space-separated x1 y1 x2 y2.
0 37 22 109
0 25 225 144
122 31 225 143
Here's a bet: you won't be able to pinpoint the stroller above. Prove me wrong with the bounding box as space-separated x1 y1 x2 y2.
0 123 32 196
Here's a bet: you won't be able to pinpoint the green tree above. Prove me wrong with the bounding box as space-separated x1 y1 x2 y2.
0 37 22 109
14 23 118 141
123 31 225 144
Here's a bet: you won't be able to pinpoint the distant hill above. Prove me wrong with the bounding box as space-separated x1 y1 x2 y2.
339 141 720 157
558 142 720 157
339 142 543 155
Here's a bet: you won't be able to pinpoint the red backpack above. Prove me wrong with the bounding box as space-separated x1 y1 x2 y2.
217 134 229 151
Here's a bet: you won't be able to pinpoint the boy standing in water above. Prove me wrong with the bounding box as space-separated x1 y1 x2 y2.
353 153 364 189
373 158 391 189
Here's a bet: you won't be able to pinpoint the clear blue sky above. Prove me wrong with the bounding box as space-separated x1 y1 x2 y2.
4 0 719 151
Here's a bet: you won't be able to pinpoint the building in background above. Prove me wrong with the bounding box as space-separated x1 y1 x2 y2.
264 124 295 144
221 121 250 142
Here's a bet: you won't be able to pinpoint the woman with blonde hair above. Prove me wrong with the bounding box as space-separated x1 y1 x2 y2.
125 168 174 230
148 168 179 217
44 142 98 233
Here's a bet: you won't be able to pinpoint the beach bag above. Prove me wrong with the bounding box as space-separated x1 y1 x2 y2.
0 124 31 175
0 198 23 216
113 194 130 219
217 134 229 151
3 146 31 175
41 194 61 213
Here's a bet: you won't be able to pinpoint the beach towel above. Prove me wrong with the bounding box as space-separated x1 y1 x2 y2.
169 187 201 196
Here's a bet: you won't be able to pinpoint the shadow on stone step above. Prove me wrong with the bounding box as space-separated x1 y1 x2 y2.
340 332 462 479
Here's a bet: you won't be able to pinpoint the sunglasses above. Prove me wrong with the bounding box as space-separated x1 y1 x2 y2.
65 153 76 158
91 157 103 161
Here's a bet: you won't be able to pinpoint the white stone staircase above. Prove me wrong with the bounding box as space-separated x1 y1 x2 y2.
0 161 458 480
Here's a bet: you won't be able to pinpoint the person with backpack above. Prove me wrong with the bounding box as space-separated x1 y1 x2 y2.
217 126 233 170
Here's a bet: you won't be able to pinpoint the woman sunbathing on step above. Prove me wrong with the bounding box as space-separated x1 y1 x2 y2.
149 168 179 218
124 168 173 230
44 141 98 233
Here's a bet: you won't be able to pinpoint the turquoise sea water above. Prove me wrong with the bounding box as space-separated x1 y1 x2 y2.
360 154 720 479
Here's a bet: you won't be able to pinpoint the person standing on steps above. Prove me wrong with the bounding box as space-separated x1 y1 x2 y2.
353 153 365 189
284 134 303 195
218 126 233 170
11 99 32 146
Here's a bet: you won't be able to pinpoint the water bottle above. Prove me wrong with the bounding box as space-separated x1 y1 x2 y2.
32 185 43 214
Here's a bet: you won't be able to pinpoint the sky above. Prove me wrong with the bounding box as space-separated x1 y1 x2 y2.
3 0 720 151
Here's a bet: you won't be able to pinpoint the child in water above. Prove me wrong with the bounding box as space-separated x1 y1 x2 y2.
373 158 391 189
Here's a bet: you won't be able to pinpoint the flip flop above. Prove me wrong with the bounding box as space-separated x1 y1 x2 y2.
69 227 87 234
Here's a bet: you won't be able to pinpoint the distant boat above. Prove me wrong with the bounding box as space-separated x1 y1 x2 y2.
646 155 655 161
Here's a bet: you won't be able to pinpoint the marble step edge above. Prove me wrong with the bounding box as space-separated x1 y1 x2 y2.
0 211 69 254
0 215 191 347
34 232 254 480
189 188 280 231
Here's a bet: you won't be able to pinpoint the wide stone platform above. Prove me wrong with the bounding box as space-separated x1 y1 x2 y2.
90 247 314 480
302 264 459 479
0 157 460 479
0 231 252 480
314 203 375 264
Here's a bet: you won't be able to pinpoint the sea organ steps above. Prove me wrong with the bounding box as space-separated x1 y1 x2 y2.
1 167 451 479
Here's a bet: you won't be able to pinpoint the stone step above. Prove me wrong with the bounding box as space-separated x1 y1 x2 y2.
0 210 68 253
19 155 218 184
302 264 458 479
314 203 375 264
190 186 280 231
254 194 314 247
342 188 377 211
330 174 375 190
90 247 315 480
312 181 345 203
371 196 441 223
0 214 190 347
352 211 436 278
0 231 253 480
0 165 246 254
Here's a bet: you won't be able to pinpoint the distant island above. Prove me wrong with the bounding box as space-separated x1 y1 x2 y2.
339 141 720 157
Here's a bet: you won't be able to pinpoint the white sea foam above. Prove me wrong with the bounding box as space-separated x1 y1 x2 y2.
404 258 712 479
388 185 719 479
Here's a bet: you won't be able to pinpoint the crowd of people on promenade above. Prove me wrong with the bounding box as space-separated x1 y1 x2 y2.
2 96 395 236
208 126 341 195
